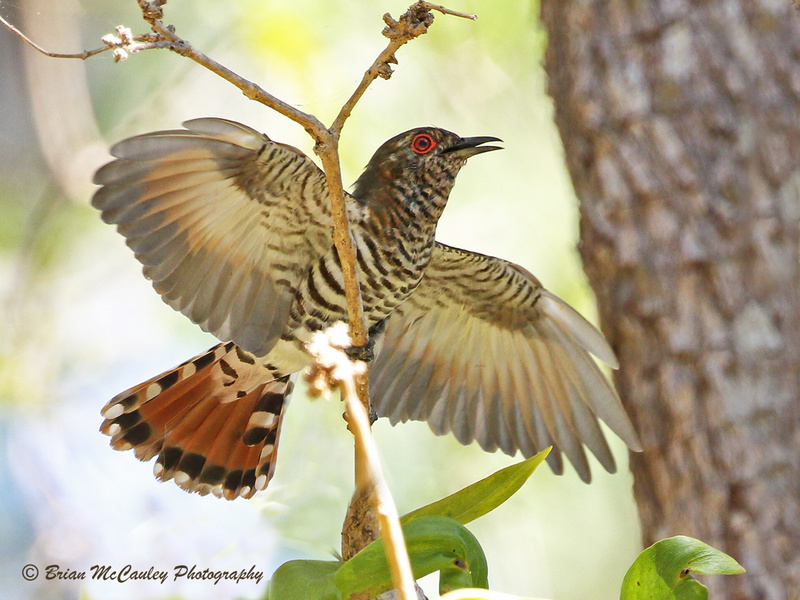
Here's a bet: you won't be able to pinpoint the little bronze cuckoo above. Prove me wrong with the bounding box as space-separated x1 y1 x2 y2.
93 118 641 500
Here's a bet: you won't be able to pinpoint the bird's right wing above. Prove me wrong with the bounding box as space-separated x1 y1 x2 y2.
370 243 641 481
93 118 338 356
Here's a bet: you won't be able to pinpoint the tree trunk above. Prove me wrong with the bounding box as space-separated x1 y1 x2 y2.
540 2 800 598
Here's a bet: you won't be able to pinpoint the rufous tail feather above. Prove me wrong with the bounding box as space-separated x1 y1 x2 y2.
100 342 292 500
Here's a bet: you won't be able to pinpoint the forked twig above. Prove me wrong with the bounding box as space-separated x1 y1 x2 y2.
419 2 477 20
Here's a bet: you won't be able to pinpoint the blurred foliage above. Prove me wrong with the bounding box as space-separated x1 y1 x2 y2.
236 1 324 68
0 179 30 252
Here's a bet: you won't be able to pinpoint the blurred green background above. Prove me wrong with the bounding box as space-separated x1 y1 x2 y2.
0 0 641 598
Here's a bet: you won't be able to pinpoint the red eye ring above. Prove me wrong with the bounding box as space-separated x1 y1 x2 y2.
411 133 437 154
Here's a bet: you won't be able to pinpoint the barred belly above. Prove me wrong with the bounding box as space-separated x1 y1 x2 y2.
280 224 431 349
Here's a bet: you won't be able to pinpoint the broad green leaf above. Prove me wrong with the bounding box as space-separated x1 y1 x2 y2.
266 559 341 600
334 515 488 599
621 535 745 600
402 449 551 526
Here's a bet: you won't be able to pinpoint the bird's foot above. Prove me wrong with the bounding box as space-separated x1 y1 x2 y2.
346 338 375 363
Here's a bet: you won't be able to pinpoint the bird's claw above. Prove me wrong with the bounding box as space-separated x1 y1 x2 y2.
346 339 375 363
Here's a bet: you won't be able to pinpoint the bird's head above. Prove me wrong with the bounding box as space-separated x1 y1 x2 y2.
352 127 502 215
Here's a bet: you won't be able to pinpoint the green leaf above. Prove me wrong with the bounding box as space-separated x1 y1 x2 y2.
621 535 745 600
402 449 551 526
334 515 488 599
266 559 341 600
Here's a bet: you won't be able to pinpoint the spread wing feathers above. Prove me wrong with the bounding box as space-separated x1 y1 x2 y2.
100 342 292 500
92 118 337 356
370 243 641 482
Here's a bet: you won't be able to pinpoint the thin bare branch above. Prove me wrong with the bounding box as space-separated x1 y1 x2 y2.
1 14 137 60
330 3 434 135
329 1 475 136
135 3 327 139
419 1 477 20
317 149 369 348
342 375 415 600
307 325 416 600
324 1 450 412
323 2 474 361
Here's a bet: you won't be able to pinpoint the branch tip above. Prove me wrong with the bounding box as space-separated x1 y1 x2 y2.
137 0 165 21
418 1 477 20
382 13 399 28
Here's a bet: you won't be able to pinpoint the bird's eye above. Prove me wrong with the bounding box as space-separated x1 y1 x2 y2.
411 133 436 154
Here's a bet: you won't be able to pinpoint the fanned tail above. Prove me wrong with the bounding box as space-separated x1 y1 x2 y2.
100 342 292 500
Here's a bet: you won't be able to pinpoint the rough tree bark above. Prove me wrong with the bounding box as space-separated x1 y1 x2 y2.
540 2 800 598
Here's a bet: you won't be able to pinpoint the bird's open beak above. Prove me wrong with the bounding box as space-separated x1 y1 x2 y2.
444 136 503 158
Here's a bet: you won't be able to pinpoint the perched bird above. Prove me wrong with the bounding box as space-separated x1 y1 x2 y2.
93 118 640 500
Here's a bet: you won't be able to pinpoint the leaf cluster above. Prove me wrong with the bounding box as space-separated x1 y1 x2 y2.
265 449 744 600
267 451 549 599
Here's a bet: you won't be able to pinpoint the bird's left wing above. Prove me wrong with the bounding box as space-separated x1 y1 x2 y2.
93 118 337 356
370 243 641 481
